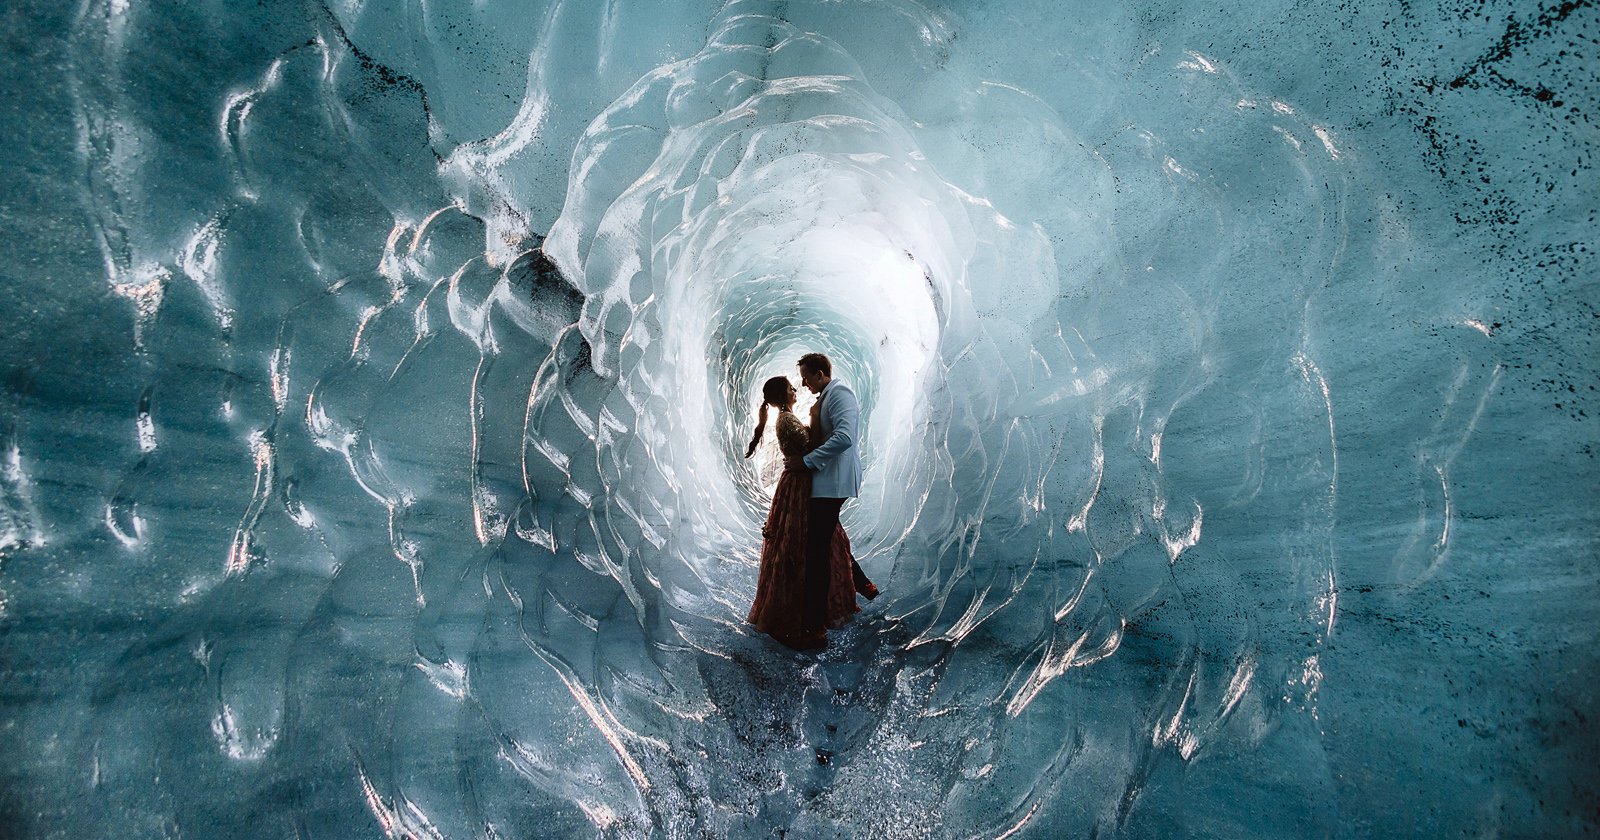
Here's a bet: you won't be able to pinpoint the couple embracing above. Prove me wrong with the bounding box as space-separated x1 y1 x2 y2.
744 353 878 651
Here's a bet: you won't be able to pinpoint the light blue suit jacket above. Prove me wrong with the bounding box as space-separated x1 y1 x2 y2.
803 379 863 498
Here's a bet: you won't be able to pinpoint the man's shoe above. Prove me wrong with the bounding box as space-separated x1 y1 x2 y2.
859 582 879 601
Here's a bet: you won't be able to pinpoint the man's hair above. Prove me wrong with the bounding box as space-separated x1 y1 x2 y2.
797 352 832 377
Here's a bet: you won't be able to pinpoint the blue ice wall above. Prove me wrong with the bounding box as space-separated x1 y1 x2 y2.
1 0 1595 836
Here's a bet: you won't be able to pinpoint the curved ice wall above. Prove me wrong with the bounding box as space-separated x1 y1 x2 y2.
2 0 1595 836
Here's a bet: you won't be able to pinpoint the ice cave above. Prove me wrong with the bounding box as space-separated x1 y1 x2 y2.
0 0 1595 836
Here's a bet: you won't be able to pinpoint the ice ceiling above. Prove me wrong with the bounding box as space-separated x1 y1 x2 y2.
1 0 1596 836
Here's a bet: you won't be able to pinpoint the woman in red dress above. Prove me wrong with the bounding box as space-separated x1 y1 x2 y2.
744 376 869 649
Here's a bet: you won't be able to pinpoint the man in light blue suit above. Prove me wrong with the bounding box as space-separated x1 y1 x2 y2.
799 353 863 498
790 352 875 639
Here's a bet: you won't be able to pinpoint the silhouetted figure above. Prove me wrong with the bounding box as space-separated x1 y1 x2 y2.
745 370 873 650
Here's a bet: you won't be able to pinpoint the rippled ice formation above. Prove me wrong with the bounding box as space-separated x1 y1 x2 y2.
1 0 1596 836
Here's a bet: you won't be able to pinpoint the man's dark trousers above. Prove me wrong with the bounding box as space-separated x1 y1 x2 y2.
803 496 846 632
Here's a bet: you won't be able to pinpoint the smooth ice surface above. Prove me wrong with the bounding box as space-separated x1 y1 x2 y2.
1 0 1596 836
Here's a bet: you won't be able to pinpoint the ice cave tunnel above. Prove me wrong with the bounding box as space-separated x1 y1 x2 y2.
0 0 1596 836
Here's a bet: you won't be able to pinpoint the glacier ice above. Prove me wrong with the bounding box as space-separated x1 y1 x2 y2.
0 0 1596 836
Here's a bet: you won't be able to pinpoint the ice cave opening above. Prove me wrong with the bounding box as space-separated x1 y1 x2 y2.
0 0 1595 837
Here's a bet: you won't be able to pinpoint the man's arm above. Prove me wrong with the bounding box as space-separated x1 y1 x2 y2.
803 387 858 471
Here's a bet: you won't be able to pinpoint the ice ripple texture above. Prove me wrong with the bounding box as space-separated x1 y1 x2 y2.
1 0 1595 837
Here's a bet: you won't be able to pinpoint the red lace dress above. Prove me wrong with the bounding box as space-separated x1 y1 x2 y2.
747 410 859 642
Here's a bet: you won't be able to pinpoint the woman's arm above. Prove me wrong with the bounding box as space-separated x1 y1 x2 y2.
803 387 857 470
777 412 808 455
806 399 824 449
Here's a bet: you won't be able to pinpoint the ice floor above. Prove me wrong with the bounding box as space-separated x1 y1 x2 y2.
0 0 1596 836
